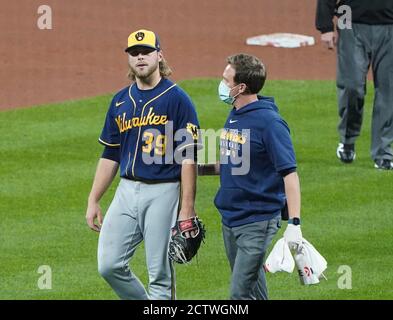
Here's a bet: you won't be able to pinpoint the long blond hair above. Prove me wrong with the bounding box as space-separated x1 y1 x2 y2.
127 57 172 81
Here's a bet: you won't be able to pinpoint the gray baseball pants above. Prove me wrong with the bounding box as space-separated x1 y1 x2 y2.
97 178 180 300
222 215 281 300
337 23 393 161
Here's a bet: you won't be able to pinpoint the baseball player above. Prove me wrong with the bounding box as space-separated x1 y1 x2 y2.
85 29 201 300
201 53 302 300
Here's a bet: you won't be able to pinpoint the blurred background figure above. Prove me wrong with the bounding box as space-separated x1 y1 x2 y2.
316 0 393 170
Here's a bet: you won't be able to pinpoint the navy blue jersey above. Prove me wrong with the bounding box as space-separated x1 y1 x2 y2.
214 96 297 227
99 78 201 182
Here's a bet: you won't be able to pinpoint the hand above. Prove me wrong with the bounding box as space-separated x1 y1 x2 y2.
284 224 302 250
86 201 103 232
321 32 337 50
177 207 196 238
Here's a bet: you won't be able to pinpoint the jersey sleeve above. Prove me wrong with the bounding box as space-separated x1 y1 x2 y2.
98 99 120 148
173 90 203 155
315 0 337 33
262 119 297 172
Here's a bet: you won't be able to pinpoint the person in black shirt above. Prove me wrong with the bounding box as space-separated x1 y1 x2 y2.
316 0 393 170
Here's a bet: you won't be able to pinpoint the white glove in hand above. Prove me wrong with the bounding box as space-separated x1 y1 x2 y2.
284 224 302 250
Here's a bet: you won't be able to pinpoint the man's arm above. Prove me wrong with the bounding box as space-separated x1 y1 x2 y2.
283 171 303 249
86 158 119 232
283 171 301 219
178 159 197 221
316 0 338 49
316 0 337 33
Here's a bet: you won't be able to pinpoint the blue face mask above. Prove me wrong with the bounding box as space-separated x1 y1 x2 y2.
218 81 241 105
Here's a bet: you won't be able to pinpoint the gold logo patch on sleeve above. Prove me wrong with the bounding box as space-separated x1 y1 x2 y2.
186 123 199 140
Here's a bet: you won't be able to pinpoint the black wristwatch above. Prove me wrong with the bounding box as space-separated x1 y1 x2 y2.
288 217 301 226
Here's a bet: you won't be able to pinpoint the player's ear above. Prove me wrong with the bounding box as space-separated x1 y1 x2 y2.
157 50 163 62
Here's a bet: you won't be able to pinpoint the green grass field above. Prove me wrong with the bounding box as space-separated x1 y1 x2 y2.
1 79 392 300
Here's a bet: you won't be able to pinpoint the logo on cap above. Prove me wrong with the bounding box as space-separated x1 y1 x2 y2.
135 32 145 41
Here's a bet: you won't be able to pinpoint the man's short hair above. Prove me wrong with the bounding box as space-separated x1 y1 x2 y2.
227 53 267 94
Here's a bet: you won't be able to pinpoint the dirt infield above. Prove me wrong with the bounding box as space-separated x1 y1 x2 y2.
0 0 335 110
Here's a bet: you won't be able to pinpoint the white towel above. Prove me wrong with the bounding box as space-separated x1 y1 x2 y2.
264 238 295 273
302 238 328 279
265 237 327 285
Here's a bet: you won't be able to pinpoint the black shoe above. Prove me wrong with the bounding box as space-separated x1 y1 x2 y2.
336 143 356 163
374 159 393 170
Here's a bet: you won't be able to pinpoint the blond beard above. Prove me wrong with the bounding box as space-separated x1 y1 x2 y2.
129 60 159 80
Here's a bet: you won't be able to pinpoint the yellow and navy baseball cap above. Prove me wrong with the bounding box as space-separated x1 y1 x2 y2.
125 29 161 52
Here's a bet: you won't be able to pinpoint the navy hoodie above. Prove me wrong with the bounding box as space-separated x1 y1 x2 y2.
214 96 297 227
